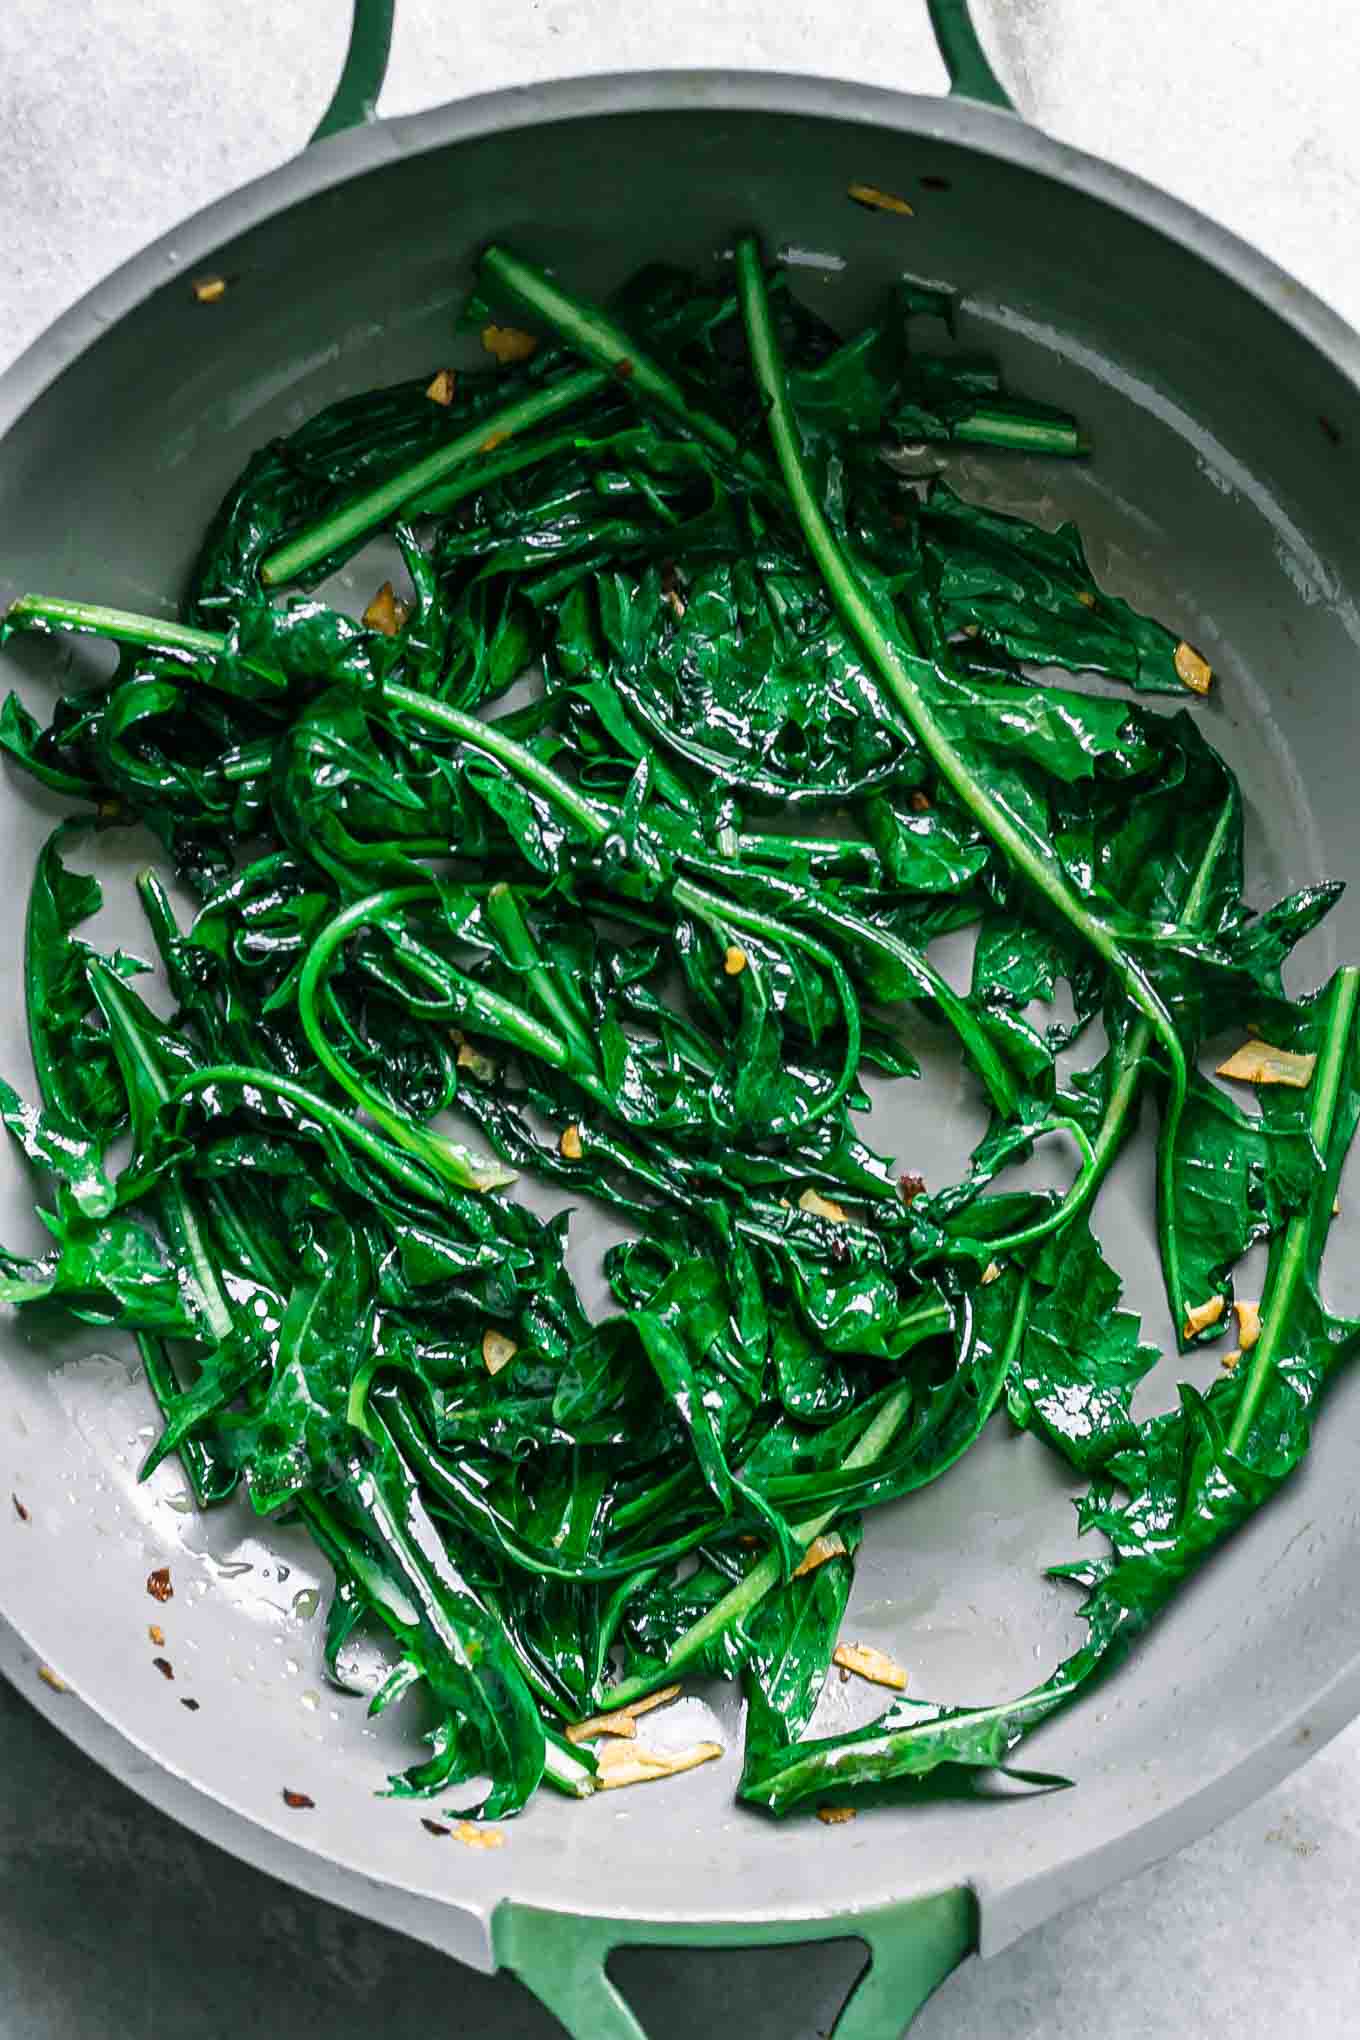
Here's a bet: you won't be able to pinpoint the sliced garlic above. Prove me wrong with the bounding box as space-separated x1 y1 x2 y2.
847 183 914 216
453 1821 506 1849
594 1738 723 1790
798 1188 850 1225
833 1642 908 1691
452 1032 497 1083
1182 1293 1226 1339
723 946 748 976
1216 1041 1316 1089
425 368 457 405
481 1328 518 1376
566 1683 683 1746
191 276 226 304
1234 1299 1261 1351
362 581 407 637
481 325 537 365
1173 641 1213 694
792 1532 847 1580
560 1123 583 1161
816 1805 858 1826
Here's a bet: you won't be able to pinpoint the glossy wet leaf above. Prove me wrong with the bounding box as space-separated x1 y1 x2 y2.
1 237 1356 1829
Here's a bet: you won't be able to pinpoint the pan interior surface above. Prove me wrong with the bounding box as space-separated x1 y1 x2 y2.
1 94 1358 1951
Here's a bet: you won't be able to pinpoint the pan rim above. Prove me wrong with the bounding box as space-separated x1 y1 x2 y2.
1 66 1358 439
3 62 1360 1966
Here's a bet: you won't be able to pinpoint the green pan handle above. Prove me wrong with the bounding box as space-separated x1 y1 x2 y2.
925 0 1014 108
308 0 1011 144
493 1887 975 2040
311 0 396 142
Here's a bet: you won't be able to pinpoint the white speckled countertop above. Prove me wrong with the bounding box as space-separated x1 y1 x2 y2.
1 4 1358 2033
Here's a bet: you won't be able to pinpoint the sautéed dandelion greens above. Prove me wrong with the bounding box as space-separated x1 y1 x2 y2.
0 236 1356 1820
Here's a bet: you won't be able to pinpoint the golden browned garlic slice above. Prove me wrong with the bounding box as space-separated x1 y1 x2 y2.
481 1328 518 1376
594 1738 723 1790
1173 641 1213 694
1216 1041 1316 1089
833 1642 908 1691
1234 1299 1261 1351
566 1684 684 1746
847 183 914 216
792 1532 847 1579
1182 1293 1226 1339
798 1188 850 1225
362 581 408 636
481 325 538 364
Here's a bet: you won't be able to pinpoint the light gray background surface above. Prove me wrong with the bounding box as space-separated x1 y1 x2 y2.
1 3 1357 2034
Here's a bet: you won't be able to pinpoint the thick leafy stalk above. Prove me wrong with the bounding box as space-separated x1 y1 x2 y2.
482 883 602 1079
733 237 1191 1306
600 1381 915 1713
671 875 862 1136
1228 965 1360 1452
480 245 766 484
86 962 234 1345
170 1064 512 1201
261 367 609 585
384 684 613 845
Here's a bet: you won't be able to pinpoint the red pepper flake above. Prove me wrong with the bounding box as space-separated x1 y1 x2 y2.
908 790 932 813
282 1789 315 1810
152 1657 174 1681
11 1494 28 1522
421 1817 450 1837
147 1566 173 1603
898 1171 927 1204
180 1697 200 1713
613 357 635 381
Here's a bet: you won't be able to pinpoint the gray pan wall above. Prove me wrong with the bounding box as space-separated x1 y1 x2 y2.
1 73 1359 1970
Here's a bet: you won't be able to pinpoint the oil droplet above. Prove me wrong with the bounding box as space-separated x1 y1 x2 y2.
285 1658 301 1677
301 1690 320 1713
165 1492 194 1515
291 1588 321 1621
216 1560 253 1579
